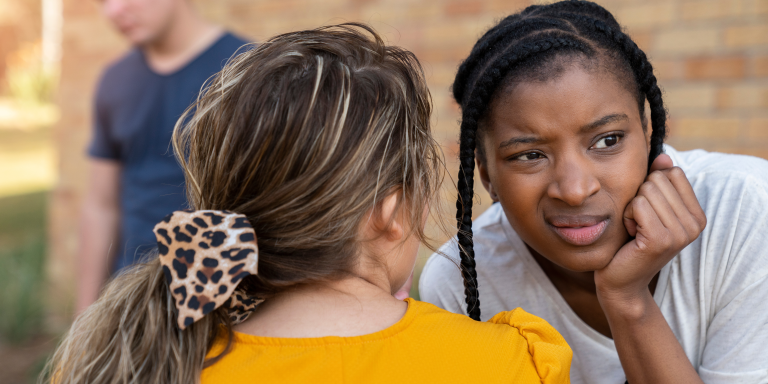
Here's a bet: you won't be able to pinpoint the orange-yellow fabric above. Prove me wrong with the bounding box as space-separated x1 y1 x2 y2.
201 298 572 383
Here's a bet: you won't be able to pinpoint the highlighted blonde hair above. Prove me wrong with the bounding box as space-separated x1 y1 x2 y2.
43 23 443 384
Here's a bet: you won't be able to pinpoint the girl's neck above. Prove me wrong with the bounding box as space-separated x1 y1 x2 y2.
233 277 408 339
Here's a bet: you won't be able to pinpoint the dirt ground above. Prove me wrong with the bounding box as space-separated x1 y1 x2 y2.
0 336 56 384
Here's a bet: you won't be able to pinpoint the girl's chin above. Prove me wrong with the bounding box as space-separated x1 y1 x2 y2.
546 237 627 272
548 250 616 273
526 237 622 272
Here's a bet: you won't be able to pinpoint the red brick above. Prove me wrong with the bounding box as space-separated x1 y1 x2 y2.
488 0 532 13
652 59 682 81
444 0 483 16
655 28 720 54
630 31 653 53
716 85 768 109
681 0 745 21
669 118 741 139
663 85 717 110
416 45 472 63
756 0 768 15
725 25 768 48
752 55 768 77
747 118 768 139
685 56 746 80
615 3 676 29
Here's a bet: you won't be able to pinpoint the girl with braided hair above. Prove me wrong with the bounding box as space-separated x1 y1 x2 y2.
44 23 572 384
421 1 768 383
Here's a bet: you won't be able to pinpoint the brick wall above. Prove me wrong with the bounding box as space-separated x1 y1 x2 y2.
47 1 126 327
49 0 768 325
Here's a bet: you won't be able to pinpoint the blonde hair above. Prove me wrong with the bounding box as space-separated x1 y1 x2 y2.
43 23 443 384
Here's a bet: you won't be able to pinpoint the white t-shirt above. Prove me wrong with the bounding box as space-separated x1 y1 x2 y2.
420 146 768 384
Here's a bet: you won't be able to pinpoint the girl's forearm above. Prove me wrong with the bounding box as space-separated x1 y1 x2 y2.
599 289 703 384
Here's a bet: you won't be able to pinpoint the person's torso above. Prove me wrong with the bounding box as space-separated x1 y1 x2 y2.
95 33 249 269
201 299 572 384
420 145 768 384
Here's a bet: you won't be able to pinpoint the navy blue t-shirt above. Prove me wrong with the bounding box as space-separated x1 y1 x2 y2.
88 33 249 272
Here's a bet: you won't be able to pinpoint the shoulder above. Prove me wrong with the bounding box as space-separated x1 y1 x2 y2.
213 32 253 59
668 145 768 244
487 308 573 383
411 301 572 384
424 203 508 268
420 204 513 297
666 145 768 193
666 146 768 296
221 32 251 49
667 145 768 230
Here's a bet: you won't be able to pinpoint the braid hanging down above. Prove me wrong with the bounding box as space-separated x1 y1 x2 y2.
451 0 668 322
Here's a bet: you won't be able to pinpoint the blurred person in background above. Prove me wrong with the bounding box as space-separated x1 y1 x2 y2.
76 0 248 314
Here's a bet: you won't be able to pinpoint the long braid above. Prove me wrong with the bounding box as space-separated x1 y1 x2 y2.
456 37 593 320
451 0 668 321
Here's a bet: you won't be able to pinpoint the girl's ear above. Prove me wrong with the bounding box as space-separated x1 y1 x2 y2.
370 191 405 241
476 150 500 203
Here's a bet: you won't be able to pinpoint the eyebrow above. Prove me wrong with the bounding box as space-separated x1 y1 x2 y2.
499 135 544 149
498 113 630 150
579 113 629 134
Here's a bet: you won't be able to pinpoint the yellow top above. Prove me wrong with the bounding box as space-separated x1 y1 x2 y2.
202 298 572 384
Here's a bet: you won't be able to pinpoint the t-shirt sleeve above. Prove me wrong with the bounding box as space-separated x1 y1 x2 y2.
488 308 572 384
87 76 121 160
696 174 768 383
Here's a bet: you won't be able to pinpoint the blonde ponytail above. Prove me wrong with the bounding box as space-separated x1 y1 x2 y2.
41 257 231 384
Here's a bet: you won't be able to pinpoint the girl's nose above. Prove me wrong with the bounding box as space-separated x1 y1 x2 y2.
546 154 600 207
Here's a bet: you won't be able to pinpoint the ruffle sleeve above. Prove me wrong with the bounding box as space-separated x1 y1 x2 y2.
488 308 572 384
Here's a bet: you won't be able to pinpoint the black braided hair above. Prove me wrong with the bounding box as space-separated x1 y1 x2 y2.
452 0 667 321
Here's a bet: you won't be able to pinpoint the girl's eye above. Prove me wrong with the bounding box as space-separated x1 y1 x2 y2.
513 152 544 161
593 134 621 149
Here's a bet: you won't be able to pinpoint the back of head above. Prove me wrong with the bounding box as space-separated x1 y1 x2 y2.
177 22 440 295
449 0 668 320
44 23 441 384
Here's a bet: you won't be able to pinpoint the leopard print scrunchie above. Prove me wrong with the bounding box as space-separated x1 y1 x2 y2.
153 210 262 329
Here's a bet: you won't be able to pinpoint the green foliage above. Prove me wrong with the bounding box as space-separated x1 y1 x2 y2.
5 42 58 105
0 191 48 344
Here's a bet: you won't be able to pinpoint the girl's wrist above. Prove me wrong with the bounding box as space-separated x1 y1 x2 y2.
595 283 655 322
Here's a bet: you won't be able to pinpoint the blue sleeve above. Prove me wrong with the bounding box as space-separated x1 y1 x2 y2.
87 76 121 160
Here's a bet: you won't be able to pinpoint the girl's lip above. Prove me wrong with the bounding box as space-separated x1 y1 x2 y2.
551 219 609 246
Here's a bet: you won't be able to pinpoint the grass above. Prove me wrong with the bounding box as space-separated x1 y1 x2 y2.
0 191 48 344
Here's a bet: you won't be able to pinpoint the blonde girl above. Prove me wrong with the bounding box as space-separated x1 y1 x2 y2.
44 23 572 384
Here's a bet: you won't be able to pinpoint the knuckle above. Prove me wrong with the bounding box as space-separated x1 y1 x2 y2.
648 170 665 182
639 182 656 196
669 226 686 244
683 219 701 238
658 231 674 249
669 166 686 178
697 212 708 229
